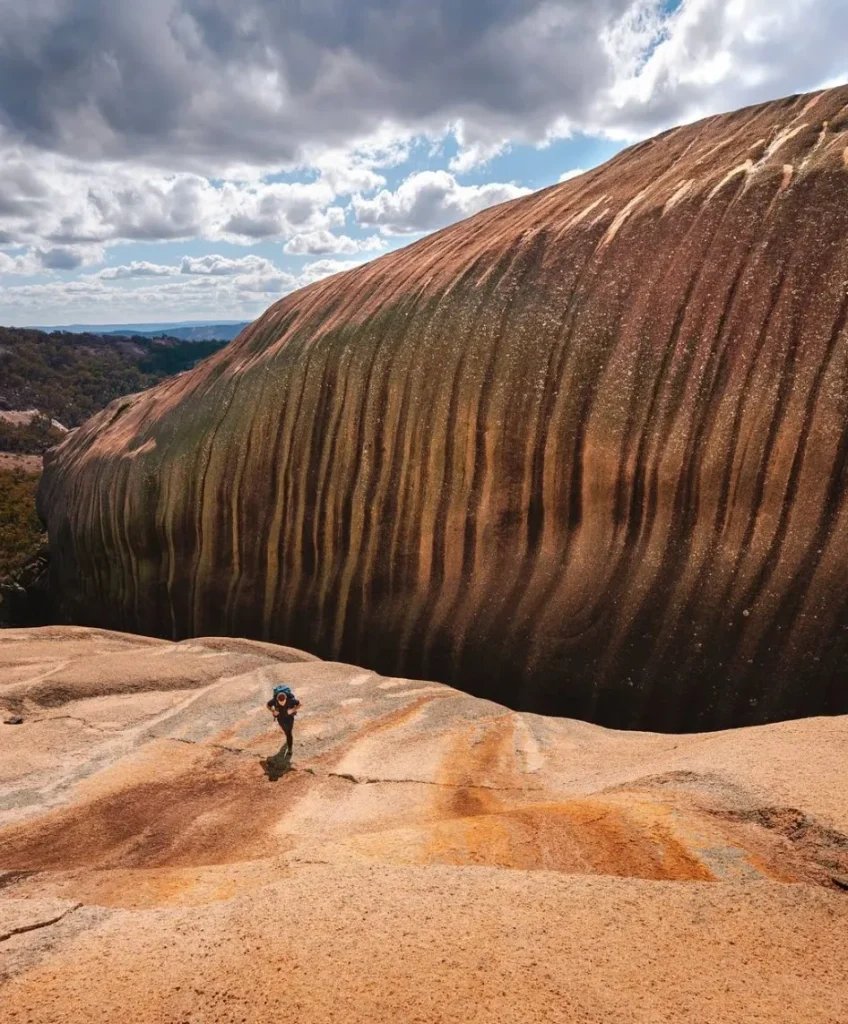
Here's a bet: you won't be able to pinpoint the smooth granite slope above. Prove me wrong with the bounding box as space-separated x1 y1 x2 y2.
1 627 846 1023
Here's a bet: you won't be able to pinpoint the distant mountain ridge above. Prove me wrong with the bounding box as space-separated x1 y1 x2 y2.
108 323 250 342
31 320 250 341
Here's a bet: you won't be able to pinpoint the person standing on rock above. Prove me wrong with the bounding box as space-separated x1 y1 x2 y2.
263 685 301 774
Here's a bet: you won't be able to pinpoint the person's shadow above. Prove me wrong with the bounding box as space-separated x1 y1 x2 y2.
260 748 292 782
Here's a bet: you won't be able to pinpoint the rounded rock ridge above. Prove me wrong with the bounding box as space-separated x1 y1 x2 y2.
39 85 848 731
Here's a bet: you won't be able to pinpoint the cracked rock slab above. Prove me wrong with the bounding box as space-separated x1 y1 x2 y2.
0 898 80 942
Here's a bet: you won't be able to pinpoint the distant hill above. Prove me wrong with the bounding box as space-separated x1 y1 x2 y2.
33 320 250 341
0 327 229 429
0 326 229 581
107 323 250 342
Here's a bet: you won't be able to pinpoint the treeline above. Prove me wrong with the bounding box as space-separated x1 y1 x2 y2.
0 415 65 454
0 327 228 429
0 468 42 579
0 326 229 584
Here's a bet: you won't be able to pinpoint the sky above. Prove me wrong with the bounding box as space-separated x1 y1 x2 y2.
0 0 844 327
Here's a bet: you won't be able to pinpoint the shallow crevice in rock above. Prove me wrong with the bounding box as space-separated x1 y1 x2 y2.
708 805 848 891
0 902 80 944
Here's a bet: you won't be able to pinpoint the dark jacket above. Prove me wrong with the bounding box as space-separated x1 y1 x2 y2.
267 692 300 731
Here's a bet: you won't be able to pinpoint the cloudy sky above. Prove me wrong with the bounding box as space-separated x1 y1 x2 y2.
0 0 844 327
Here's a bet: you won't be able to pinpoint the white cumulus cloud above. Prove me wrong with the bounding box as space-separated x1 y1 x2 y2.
352 171 530 235
178 254 277 276
0 255 370 325
283 230 387 256
98 261 175 280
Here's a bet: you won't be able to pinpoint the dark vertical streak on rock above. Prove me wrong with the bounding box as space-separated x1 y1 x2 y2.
331 319 392 657
262 335 316 639
189 380 239 637
735 289 848 718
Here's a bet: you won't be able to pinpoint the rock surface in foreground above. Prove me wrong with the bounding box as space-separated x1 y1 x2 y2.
39 86 848 730
1 628 847 1023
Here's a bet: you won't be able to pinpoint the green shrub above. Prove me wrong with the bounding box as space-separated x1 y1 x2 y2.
0 415 65 453
0 327 227 430
0 469 44 578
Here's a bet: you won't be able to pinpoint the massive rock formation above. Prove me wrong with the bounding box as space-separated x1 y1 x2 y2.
1 627 847 1023
39 87 848 730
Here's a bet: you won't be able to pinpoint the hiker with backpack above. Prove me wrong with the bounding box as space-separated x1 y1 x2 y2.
263 684 302 773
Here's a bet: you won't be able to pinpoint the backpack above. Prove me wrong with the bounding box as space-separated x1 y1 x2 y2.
272 685 299 706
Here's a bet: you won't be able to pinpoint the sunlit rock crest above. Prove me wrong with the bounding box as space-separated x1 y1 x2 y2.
40 86 848 730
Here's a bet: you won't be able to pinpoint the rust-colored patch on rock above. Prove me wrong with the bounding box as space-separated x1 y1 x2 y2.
0 741 305 871
403 796 717 880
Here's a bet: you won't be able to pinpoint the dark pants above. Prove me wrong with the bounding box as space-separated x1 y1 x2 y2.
269 715 294 766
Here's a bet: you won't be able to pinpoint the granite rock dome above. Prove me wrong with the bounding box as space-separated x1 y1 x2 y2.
39 86 848 730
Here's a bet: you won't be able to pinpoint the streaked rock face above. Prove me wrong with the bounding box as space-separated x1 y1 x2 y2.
39 87 848 730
